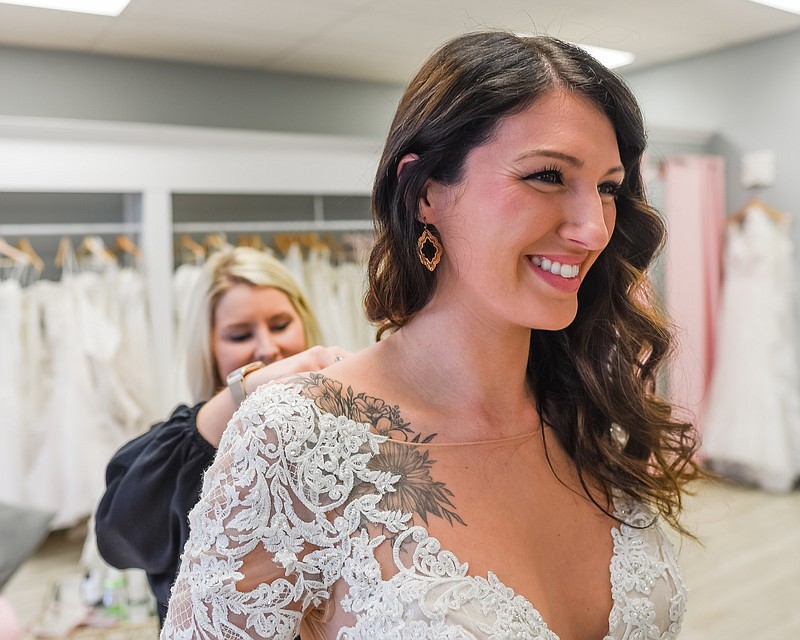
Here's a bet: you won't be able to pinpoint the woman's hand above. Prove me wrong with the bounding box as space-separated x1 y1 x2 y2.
248 345 349 389
197 345 350 447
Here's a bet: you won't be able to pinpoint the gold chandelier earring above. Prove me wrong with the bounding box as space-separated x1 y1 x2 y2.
417 222 443 271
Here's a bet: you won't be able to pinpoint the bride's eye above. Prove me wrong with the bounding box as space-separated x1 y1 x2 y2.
526 166 563 184
599 181 623 198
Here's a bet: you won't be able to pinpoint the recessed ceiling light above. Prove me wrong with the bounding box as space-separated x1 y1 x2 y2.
746 0 800 15
514 33 635 69
575 44 636 69
0 0 131 16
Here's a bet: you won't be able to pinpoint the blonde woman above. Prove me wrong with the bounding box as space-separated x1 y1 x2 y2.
96 247 348 623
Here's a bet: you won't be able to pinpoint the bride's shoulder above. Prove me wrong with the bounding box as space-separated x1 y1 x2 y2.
239 372 389 449
243 360 425 448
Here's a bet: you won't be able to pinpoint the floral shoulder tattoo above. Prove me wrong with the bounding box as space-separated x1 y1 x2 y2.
287 372 466 529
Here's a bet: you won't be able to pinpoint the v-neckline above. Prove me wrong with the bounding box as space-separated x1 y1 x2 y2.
384 505 635 640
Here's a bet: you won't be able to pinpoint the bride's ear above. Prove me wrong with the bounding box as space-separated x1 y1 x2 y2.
397 153 419 178
397 153 440 223
396 152 448 226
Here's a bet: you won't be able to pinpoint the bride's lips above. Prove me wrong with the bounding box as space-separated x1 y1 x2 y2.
526 254 584 292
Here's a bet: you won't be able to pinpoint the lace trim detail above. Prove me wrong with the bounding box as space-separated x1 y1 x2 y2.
338 526 559 639
162 383 686 640
605 496 687 639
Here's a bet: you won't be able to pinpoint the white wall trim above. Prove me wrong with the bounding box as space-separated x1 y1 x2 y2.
648 126 716 148
0 116 383 194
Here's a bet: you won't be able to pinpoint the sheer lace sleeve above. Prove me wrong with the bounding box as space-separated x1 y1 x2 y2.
160 382 406 640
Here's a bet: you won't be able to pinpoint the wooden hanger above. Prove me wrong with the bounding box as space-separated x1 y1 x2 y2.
76 235 117 263
180 235 206 264
237 234 267 252
272 233 298 257
323 232 346 261
114 235 141 258
55 236 72 268
300 232 328 253
0 236 32 266
16 238 45 273
204 233 230 254
728 198 788 225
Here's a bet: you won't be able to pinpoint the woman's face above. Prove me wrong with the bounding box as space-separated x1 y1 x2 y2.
211 283 306 381
424 90 622 331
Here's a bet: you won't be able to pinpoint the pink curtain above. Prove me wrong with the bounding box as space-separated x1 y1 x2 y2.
661 155 725 427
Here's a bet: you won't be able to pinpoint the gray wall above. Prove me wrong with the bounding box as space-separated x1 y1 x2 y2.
3 29 800 211
624 27 800 364
0 45 404 138
623 27 800 215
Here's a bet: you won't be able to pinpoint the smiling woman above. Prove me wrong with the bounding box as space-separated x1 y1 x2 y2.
161 31 701 640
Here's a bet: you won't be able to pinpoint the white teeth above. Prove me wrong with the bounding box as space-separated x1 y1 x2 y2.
530 255 580 279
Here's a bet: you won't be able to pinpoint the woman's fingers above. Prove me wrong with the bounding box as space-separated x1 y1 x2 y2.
256 346 351 382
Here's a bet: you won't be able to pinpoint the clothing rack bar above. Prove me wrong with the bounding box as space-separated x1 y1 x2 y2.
172 220 374 234
0 222 141 236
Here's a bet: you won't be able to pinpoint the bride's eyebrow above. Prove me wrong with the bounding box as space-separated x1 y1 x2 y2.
514 149 625 177
515 150 583 167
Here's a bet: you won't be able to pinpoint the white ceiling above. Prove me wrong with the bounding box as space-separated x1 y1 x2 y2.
1 0 800 84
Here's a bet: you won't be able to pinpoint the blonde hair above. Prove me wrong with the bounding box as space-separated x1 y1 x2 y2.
182 247 322 402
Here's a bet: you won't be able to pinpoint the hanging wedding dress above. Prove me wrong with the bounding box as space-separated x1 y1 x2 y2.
173 261 203 404
702 204 800 492
26 248 132 528
104 265 160 429
0 277 26 506
304 246 342 347
336 259 374 350
24 276 98 527
302 245 374 351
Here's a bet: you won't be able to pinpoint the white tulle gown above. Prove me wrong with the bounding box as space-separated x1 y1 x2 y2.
702 204 800 492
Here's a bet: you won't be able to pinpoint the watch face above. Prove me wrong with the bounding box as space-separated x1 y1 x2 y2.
228 361 264 384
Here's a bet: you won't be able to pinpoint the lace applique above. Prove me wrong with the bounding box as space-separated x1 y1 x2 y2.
605 496 687 639
337 527 558 639
161 384 687 640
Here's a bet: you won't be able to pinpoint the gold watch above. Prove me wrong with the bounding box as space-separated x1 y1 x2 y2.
226 361 265 405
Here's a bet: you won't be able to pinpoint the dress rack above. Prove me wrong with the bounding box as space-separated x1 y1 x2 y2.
172 220 373 234
0 222 141 236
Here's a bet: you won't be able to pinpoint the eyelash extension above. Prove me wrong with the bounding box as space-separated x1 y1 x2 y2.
525 168 624 197
600 181 624 197
525 165 563 182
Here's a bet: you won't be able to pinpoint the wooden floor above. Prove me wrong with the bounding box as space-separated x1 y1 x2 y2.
5 479 800 639
669 479 800 640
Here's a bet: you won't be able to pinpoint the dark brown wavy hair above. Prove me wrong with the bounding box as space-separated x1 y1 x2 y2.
365 31 701 534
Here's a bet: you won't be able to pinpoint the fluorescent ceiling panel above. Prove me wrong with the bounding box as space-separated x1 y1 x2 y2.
576 44 636 69
515 33 635 69
746 0 800 15
0 0 131 15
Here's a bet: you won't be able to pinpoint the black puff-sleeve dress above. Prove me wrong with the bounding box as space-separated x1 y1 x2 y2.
95 402 213 624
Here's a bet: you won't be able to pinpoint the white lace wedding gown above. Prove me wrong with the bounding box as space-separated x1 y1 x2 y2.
702 205 800 491
162 382 686 640
0 278 25 507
